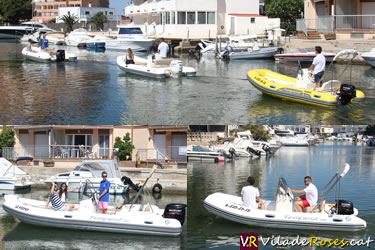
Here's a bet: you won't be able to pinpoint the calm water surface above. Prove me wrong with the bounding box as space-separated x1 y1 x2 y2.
1 42 375 124
0 190 187 249
187 142 375 249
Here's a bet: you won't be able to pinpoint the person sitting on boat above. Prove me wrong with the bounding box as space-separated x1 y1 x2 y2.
241 176 265 210
46 182 75 211
158 38 169 59
125 48 135 64
58 182 82 202
96 171 110 214
288 176 318 212
27 39 36 53
308 46 326 87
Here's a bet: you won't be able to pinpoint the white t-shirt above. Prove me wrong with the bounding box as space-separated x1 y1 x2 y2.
312 53 326 74
158 42 169 58
241 185 260 209
304 183 318 206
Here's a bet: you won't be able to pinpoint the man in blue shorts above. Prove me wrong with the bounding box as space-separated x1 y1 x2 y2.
308 46 326 87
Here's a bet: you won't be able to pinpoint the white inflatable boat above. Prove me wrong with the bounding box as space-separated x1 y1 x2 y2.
22 47 77 63
117 55 196 79
3 167 186 236
204 164 367 231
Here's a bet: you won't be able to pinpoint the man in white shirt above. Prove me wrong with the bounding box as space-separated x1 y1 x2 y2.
288 176 318 212
308 46 326 87
241 176 265 209
158 38 169 59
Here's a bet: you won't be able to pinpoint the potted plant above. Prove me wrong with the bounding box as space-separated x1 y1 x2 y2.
325 32 336 40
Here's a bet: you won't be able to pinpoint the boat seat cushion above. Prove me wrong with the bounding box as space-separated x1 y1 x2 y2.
316 80 341 93
154 59 173 65
305 200 326 213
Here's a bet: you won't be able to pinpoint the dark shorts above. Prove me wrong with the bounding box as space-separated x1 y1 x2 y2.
126 60 134 64
314 71 324 83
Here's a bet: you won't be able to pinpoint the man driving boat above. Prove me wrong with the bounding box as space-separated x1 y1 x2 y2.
288 176 318 212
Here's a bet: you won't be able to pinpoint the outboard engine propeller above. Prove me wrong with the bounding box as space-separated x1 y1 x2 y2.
56 50 65 62
121 176 142 192
170 60 183 78
338 84 356 105
163 204 187 225
247 146 262 157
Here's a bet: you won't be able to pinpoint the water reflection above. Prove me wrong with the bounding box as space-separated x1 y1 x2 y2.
187 143 375 249
1 42 375 124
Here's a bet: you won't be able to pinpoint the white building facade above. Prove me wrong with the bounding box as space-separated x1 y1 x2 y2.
125 0 280 39
57 7 118 23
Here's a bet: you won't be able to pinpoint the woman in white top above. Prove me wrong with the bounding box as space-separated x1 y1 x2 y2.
58 183 82 202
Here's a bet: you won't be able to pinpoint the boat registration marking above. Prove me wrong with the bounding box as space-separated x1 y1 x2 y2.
15 205 29 212
225 203 251 213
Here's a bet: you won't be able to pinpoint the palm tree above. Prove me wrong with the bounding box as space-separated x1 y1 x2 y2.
60 13 79 32
89 12 108 31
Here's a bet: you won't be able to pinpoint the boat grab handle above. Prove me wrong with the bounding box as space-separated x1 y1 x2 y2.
144 221 153 224
265 214 275 218
270 85 276 89
333 218 343 222
64 215 72 218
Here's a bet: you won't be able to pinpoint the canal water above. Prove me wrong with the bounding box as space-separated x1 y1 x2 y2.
187 142 375 249
1 41 375 125
0 190 187 249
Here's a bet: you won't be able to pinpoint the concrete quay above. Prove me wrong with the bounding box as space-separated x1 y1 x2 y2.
18 166 187 194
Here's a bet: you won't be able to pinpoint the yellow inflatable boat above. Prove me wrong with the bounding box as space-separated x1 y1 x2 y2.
247 69 365 108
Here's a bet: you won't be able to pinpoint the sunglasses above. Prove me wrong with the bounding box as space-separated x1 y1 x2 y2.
102 175 107 178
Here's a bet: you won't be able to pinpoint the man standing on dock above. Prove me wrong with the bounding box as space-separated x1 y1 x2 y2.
308 46 326 87
158 38 169 59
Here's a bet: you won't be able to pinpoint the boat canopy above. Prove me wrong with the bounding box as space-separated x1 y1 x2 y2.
0 158 28 177
229 34 257 42
333 49 358 62
73 160 122 179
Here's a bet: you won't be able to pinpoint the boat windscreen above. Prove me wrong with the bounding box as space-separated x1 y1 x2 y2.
276 177 289 196
77 161 122 178
80 180 96 201
118 28 143 35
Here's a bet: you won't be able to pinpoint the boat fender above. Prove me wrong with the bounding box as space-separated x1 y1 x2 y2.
152 183 163 193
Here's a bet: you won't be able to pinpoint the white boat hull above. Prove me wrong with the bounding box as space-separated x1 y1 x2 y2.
204 192 367 231
22 47 77 63
228 47 279 60
3 195 182 236
106 39 154 52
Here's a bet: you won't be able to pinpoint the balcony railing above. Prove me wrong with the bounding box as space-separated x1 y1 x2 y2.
297 15 375 35
136 146 187 163
1 145 112 160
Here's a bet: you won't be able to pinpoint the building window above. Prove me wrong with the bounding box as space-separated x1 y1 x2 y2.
177 11 186 24
109 12 113 15
85 11 90 15
207 12 215 24
166 11 170 24
250 17 255 23
198 12 206 24
187 12 195 24
171 11 175 25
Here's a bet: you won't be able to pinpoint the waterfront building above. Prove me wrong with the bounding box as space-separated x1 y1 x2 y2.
57 7 118 23
298 0 375 39
32 0 110 23
0 125 187 167
124 0 280 39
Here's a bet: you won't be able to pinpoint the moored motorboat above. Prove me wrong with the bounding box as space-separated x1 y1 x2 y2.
274 50 336 63
361 48 375 67
0 157 33 190
204 164 367 231
65 29 91 47
247 50 365 108
117 55 196 78
3 167 187 236
86 35 107 48
22 47 77 63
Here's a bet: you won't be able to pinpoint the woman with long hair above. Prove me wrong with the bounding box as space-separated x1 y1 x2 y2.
58 183 82 202
125 48 135 64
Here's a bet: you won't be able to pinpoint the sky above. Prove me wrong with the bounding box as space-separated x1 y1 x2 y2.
109 0 129 15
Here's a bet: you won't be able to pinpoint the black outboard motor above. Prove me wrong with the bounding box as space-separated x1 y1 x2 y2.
163 204 187 225
121 176 141 192
333 200 354 215
262 144 272 154
228 147 239 158
338 84 356 105
247 147 262 157
56 50 65 62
